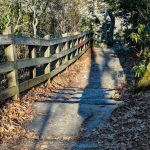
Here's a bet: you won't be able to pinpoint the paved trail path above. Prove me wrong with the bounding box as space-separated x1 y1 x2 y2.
26 47 126 149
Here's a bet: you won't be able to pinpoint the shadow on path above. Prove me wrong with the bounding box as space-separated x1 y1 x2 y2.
71 45 127 149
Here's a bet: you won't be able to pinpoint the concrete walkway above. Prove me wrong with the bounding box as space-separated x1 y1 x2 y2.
26 48 126 149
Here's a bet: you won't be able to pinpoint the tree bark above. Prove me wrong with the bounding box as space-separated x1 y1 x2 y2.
108 9 115 45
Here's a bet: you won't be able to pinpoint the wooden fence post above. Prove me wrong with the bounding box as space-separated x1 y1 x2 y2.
80 37 84 52
56 44 60 68
44 36 51 82
78 38 81 54
44 46 50 81
4 28 20 100
70 40 74 59
75 38 79 56
29 47 36 78
83 35 86 50
64 42 69 62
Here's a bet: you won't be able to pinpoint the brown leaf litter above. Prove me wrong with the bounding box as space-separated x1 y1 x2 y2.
0 49 92 149
1 48 148 150
93 89 150 150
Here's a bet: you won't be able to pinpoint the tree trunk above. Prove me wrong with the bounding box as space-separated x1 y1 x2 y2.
108 9 115 45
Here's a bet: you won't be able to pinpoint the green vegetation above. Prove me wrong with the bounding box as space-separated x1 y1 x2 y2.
0 0 91 37
105 0 150 89
0 0 149 89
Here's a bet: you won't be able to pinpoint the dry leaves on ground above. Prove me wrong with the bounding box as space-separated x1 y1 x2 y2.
24 50 91 101
94 90 150 150
0 49 91 148
0 99 33 147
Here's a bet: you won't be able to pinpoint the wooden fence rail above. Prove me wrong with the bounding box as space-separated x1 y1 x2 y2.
0 31 92 101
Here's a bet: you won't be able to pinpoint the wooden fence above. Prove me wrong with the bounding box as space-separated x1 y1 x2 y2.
0 31 93 101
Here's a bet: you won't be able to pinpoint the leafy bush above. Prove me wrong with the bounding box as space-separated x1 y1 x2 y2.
133 63 146 77
133 49 150 77
0 12 8 33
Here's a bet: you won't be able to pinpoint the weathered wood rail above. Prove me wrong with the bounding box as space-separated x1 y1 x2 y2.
0 31 92 101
